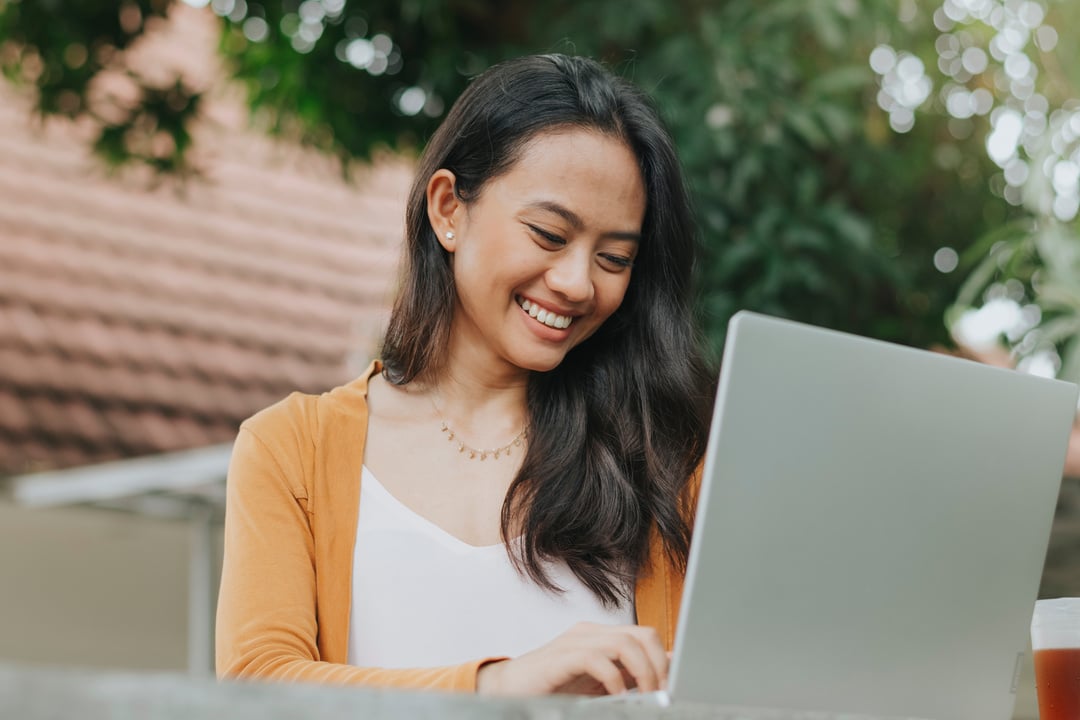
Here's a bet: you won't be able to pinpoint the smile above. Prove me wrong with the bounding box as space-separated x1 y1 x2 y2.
516 296 574 329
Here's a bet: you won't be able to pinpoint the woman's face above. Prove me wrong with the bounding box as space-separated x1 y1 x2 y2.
441 128 646 375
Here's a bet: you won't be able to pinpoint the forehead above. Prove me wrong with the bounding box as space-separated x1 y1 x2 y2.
485 128 647 228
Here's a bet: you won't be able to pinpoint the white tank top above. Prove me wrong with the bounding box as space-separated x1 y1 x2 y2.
348 466 636 668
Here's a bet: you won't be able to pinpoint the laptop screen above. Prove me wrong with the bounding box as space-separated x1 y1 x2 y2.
670 312 1077 720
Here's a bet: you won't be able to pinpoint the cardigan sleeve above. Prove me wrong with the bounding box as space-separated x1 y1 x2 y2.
214 410 497 691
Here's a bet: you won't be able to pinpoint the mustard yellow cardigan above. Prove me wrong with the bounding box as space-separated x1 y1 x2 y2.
216 361 689 691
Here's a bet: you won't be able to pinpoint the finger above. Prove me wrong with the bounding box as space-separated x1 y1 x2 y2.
582 653 629 696
625 626 669 689
606 633 660 692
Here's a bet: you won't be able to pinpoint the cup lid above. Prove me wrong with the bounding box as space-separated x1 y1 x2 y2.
1032 598 1080 625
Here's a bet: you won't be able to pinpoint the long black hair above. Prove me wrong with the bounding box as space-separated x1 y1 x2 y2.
381 54 713 605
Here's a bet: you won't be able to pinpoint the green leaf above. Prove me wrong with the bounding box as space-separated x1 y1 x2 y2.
806 0 847 51
785 108 828 148
954 251 1005 310
1032 316 1080 349
1059 335 1080 385
807 65 873 96
815 102 856 142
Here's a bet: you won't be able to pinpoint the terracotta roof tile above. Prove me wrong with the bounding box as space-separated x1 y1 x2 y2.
3 303 53 348
97 406 151 453
0 389 33 436
22 395 74 440
0 8 410 476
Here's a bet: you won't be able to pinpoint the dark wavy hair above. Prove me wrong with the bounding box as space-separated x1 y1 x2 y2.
381 54 713 606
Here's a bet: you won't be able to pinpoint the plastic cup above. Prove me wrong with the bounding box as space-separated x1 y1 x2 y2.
1031 598 1080 720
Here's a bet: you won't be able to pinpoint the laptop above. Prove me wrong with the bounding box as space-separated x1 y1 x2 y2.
633 311 1077 718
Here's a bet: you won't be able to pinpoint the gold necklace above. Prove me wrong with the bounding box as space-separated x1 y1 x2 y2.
433 402 528 461
439 419 527 460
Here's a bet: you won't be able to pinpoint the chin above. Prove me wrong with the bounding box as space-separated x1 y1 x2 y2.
517 358 565 374
509 350 569 374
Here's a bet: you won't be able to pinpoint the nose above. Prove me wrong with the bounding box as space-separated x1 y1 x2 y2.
545 247 594 304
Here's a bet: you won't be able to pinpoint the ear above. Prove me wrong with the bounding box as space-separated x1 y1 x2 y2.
426 169 461 252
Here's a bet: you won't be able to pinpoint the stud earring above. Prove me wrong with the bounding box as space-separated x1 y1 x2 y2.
445 231 455 240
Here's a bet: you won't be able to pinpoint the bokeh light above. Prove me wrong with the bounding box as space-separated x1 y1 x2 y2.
933 247 960 273
872 44 932 133
877 0 1080 221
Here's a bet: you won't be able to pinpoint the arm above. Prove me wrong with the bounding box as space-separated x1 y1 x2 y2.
215 421 492 691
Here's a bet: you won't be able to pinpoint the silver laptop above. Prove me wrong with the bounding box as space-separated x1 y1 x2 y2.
653 311 1076 718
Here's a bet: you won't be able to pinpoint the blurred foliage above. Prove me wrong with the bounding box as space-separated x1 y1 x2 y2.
0 0 202 174
3 0 1076 355
921 0 1080 383
954 217 1080 381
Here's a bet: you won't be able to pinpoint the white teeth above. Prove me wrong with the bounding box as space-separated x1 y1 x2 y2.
518 297 572 329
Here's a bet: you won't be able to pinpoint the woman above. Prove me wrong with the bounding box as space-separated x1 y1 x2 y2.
216 53 713 696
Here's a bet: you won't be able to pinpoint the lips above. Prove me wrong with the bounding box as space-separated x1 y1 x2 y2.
516 296 574 329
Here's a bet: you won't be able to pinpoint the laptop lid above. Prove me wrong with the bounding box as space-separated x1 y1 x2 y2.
669 311 1077 719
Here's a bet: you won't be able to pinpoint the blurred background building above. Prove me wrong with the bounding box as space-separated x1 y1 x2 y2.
0 4 408 673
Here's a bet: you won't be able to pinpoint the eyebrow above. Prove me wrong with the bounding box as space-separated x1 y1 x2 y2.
524 200 642 242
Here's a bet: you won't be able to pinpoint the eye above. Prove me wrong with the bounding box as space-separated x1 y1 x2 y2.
598 253 634 272
526 224 566 248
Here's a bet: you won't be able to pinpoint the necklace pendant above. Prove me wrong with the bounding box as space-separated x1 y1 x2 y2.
434 401 526 462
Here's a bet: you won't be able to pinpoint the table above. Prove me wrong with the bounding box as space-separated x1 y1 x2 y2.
0 662 934 720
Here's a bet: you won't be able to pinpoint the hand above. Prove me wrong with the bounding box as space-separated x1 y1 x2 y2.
476 622 668 697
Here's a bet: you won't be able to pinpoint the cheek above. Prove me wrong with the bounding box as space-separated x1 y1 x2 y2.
591 274 633 324
451 249 517 304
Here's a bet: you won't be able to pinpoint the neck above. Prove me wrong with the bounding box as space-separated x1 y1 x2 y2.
430 363 528 420
431 318 530 410
409 335 528 446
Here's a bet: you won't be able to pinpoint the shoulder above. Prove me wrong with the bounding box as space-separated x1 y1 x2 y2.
238 360 382 455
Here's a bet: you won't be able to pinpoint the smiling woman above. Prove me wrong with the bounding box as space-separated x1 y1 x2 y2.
428 128 644 374
216 54 714 697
